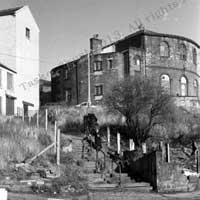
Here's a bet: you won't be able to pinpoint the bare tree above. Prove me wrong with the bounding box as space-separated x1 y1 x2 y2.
169 107 200 147
105 75 175 147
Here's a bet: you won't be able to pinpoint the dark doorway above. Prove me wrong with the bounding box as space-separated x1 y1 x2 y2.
22 101 34 122
23 103 28 117
6 96 14 115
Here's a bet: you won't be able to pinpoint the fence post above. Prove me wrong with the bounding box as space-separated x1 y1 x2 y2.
117 132 120 154
129 139 135 151
28 115 31 125
166 143 170 163
0 188 7 200
45 109 48 131
54 121 57 154
107 126 110 147
57 129 60 166
36 110 39 127
196 150 199 173
22 108 24 122
142 143 147 154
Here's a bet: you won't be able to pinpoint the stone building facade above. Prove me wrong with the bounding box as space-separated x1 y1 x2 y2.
51 30 200 109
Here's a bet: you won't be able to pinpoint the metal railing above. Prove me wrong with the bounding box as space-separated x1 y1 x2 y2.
82 135 122 186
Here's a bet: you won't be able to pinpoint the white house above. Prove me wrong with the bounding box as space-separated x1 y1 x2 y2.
0 6 39 116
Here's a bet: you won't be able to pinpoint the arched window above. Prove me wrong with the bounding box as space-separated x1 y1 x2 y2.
180 43 187 61
160 41 170 57
161 74 171 94
193 48 197 65
194 80 198 97
134 55 141 71
180 76 188 96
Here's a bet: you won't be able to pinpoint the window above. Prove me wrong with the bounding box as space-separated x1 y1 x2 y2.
180 43 187 61
194 80 198 97
65 89 72 103
94 61 102 72
134 55 141 71
95 85 103 96
180 76 188 96
161 74 171 94
193 48 197 65
7 72 14 91
107 59 113 69
160 41 170 57
26 28 30 40
124 51 130 75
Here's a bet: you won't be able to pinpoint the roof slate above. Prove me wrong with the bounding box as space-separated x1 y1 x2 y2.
0 6 23 17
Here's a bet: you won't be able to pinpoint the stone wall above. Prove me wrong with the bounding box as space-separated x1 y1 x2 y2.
129 151 200 192
128 151 157 190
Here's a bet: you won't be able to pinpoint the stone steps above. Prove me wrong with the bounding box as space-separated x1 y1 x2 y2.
62 133 152 193
84 161 96 165
89 182 153 192
84 161 96 168
84 171 105 184
109 177 133 184
62 134 83 157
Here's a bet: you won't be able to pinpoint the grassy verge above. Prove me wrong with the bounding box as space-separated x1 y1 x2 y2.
0 116 52 170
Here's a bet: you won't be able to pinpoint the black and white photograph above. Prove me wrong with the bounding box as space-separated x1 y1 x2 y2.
0 0 199 199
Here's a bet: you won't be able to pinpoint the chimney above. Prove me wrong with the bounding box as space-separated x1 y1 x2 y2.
90 34 102 54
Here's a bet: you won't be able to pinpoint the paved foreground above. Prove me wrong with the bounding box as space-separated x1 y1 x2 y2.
7 190 200 200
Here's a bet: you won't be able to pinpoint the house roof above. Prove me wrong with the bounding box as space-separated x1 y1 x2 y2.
51 58 80 73
0 63 16 74
103 29 200 49
0 6 23 17
52 29 200 72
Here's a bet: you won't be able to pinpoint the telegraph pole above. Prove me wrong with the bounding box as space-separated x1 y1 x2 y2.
88 52 91 106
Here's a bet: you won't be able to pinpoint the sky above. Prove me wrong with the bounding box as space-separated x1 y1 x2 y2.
0 0 199 79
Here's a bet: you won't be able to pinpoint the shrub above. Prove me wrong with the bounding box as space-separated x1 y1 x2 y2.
38 133 52 146
60 152 74 165
41 105 121 134
76 160 84 167
53 165 88 193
